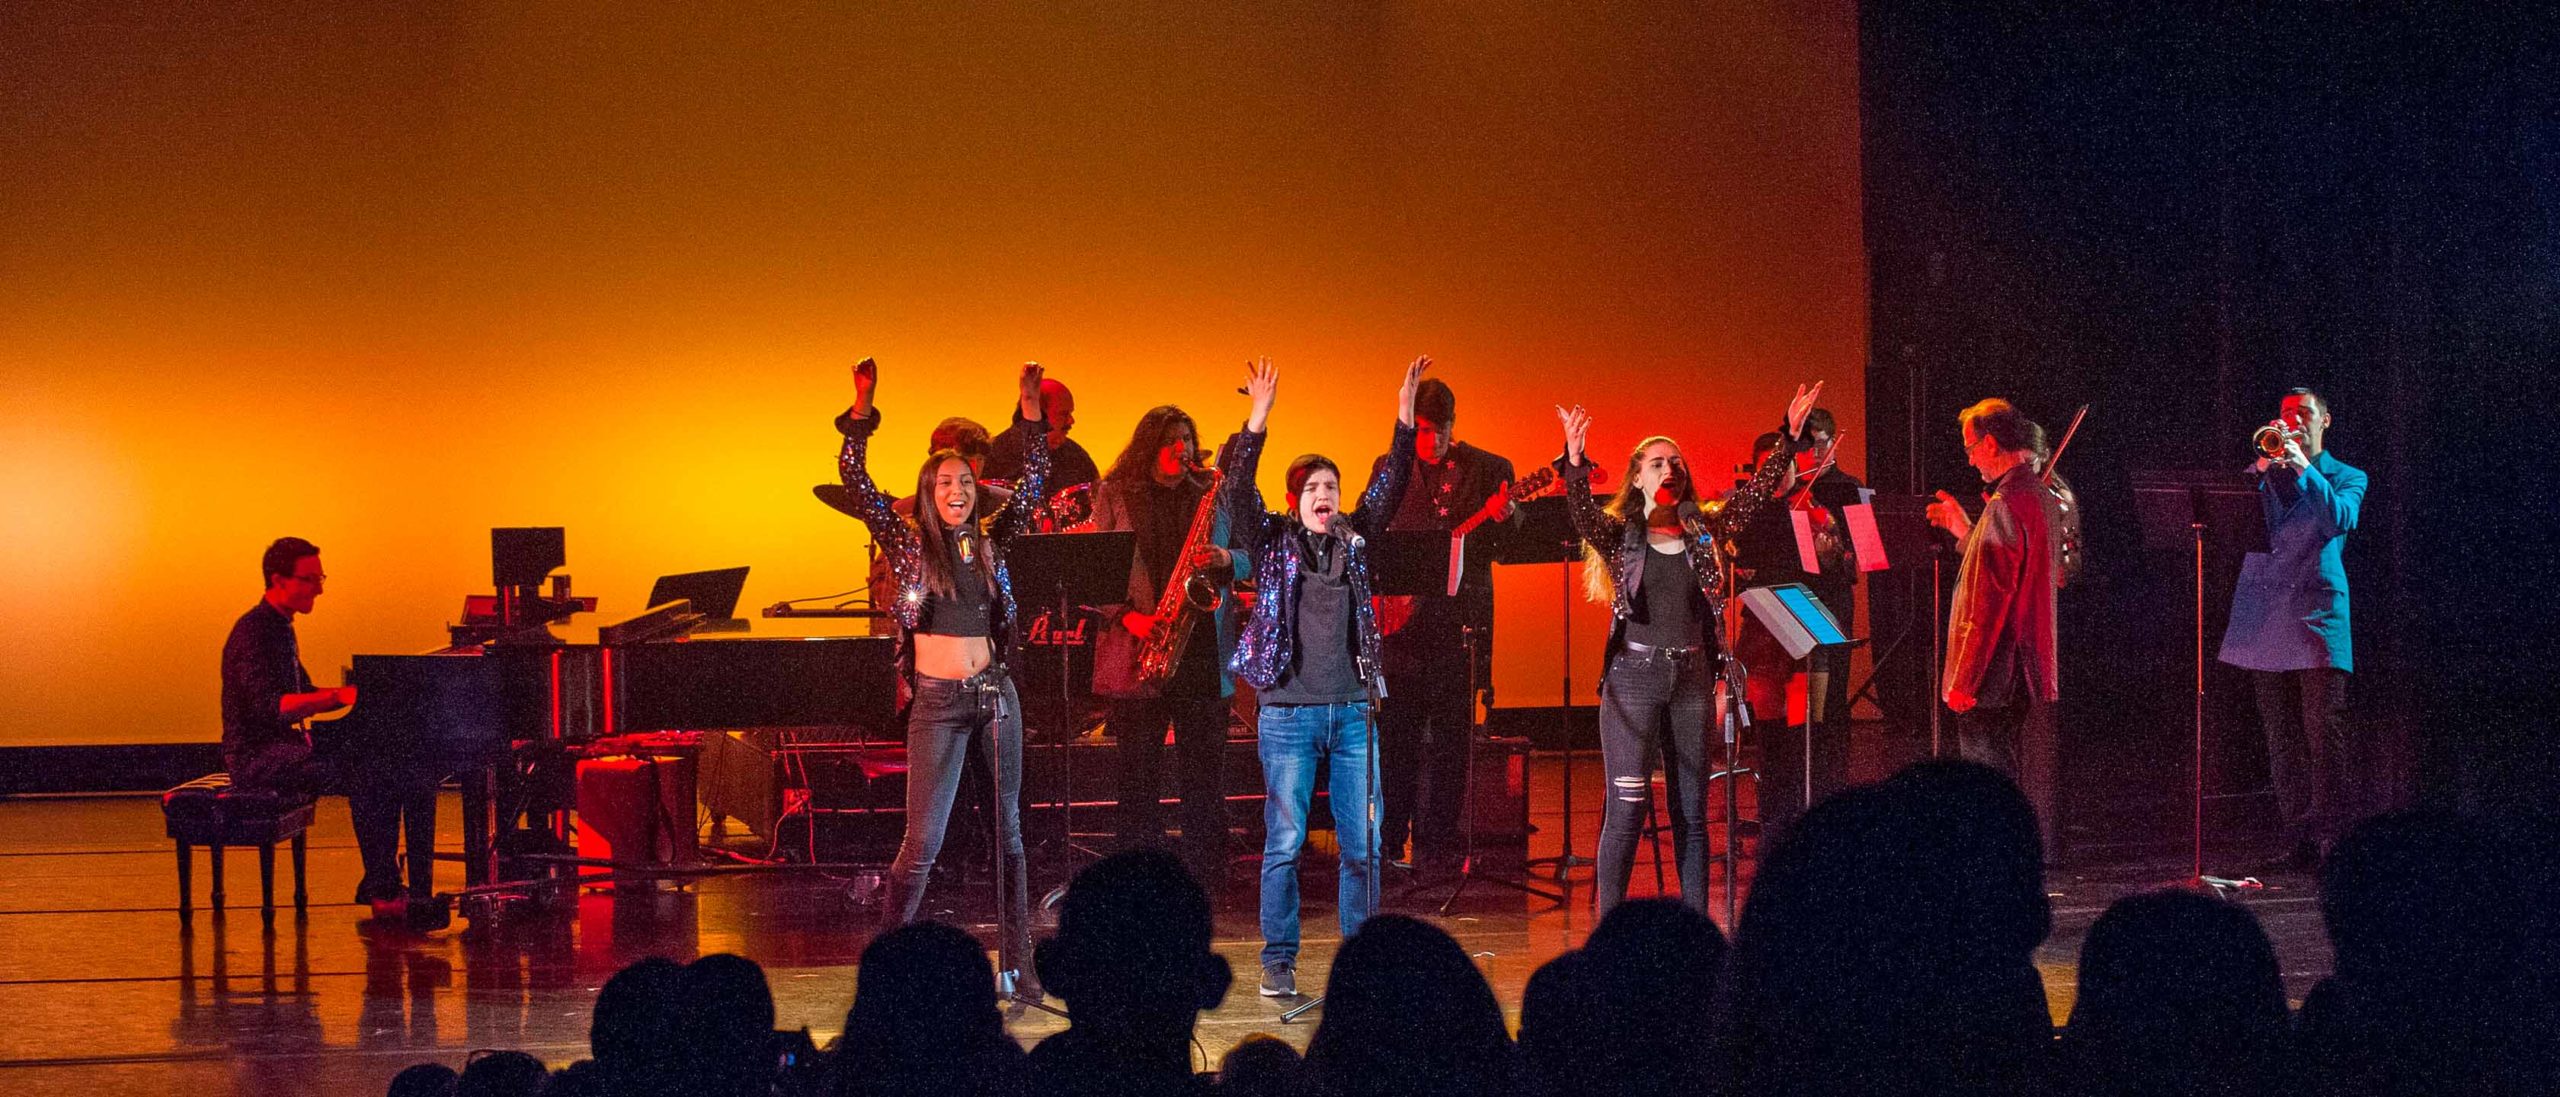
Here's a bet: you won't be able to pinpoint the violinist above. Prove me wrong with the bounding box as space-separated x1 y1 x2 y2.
1728 408 1864 836
1924 399 2061 853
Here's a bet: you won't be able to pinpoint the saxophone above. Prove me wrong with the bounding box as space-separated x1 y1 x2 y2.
1135 466 1226 691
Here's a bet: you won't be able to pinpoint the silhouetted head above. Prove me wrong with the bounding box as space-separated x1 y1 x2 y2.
677 953 780 1097
2063 889 2287 1094
1725 760 2053 1094
590 956 685 1069
386 1062 458 1097
1305 914 1513 1097
1516 950 1597 1097
1217 1033 1307 1097
1033 848 1231 1037
2298 810 2550 1094
2321 810 2517 1000
455 1051 548 1097
839 920 1010 1073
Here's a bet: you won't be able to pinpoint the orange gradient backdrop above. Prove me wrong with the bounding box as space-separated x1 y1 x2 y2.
0 2 1862 746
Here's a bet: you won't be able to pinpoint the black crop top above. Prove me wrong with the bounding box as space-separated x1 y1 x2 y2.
916 531 993 638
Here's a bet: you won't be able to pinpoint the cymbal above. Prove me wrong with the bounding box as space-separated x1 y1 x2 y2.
812 484 867 520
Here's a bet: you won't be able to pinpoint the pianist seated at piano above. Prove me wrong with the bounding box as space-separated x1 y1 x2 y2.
835 357 1050 993
220 537 436 917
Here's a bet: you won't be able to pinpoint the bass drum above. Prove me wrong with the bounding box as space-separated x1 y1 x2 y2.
1045 481 1095 532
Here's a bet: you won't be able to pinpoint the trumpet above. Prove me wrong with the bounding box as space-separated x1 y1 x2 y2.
2252 421 2303 462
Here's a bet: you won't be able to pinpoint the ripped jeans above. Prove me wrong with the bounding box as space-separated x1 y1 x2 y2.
1593 642 1712 918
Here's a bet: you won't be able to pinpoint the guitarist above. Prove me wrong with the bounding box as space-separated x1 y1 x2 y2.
1367 376 1520 879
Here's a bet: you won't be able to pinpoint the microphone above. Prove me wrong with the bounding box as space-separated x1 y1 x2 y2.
1675 499 1709 540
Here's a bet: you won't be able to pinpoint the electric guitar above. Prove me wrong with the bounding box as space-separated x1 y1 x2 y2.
1374 465 1563 635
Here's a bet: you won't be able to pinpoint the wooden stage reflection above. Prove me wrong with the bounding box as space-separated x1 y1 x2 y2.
0 752 2336 1097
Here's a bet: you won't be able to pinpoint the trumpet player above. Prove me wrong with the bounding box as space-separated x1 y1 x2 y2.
2219 387 2367 872
1089 405 1247 880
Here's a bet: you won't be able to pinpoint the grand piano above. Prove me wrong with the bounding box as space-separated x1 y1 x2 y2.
342 600 898 895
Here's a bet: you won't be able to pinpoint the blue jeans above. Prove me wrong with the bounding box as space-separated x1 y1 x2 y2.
1257 700 1378 968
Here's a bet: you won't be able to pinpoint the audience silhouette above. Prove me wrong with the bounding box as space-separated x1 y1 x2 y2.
387 1062 460 1097
1520 898 1731 1097
1216 1033 1307 1097
1302 914 1515 1097
1723 760 2053 1097
2297 809 2551 1096
1027 847 1232 1097
1517 947 1597 1097
546 956 684 1097
372 764 2556 1097
456 1050 550 1097
2059 889 2290 1097
832 920 1027 1097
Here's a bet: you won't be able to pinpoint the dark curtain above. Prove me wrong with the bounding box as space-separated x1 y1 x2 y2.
1859 3 2559 846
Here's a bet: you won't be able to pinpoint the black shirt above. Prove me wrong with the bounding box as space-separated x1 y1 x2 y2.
1263 530 1364 704
221 600 316 789
1624 544 1705 649
986 423 1099 492
916 530 994 638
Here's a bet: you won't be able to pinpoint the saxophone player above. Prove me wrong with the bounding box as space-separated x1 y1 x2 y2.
1088 405 1247 881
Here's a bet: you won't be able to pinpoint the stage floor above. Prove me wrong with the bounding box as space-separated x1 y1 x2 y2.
0 754 2336 1097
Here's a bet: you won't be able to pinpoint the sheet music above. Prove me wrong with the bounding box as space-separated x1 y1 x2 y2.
1844 502 1888 572
1790 509 1822 574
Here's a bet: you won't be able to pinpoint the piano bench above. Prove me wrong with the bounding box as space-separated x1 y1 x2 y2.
162 774 316 926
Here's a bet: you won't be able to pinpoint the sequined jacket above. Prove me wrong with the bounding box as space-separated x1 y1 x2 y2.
1222 420 1416 694
836 406 1049 655
1561 425 1797 654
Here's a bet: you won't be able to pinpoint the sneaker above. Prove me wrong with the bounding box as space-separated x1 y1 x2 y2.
1259 961 1298 997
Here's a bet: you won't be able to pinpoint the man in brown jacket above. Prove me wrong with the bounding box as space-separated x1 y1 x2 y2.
1928 399 2061 855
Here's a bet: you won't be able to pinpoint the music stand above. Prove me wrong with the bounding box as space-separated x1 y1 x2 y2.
1004 531 1136 864
2131 469 2268 893
1366 530 1567 911
1739 583 1862 827
1498 494 1597 882
1842 494 1946 750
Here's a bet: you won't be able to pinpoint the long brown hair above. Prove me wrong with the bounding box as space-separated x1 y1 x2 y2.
1582 435 1687 604
1104 406 1204 489
912 451 994 599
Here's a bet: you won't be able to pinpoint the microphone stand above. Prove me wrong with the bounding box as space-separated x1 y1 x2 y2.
1281 656 1389 1025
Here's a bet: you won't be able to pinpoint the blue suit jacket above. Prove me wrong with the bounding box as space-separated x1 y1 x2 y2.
2217 450 2365 673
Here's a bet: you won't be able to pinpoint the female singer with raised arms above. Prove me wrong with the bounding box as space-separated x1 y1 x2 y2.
1555 382 1820 917
834 357 1049 991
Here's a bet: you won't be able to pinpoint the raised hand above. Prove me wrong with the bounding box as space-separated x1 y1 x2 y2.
1786 381 1824 439
1244 356 1279 433
1927 489 1973 541
1397 355 1434 427
1556 404 1592 465
851 357 878 417
1018 361 1046 422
